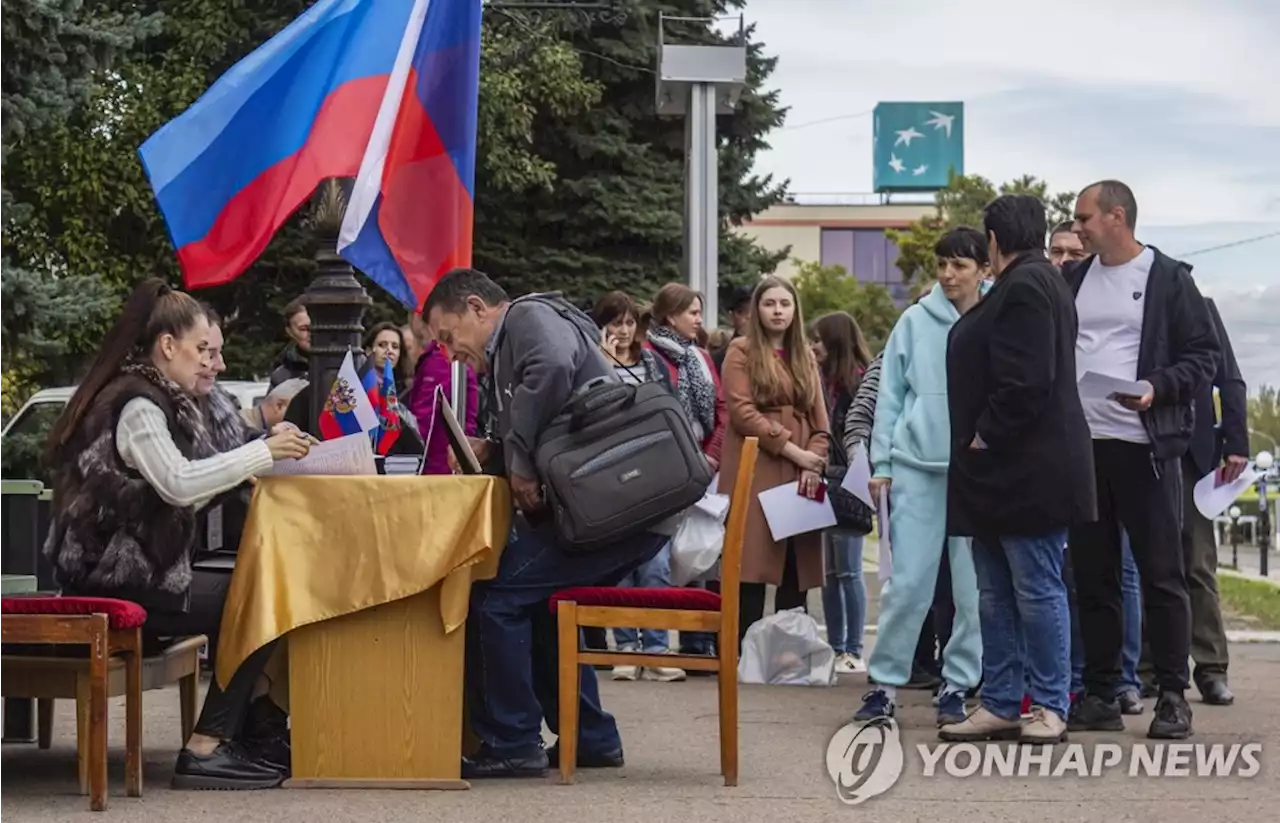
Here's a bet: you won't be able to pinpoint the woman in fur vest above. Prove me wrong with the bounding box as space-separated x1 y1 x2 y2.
43 279 311 790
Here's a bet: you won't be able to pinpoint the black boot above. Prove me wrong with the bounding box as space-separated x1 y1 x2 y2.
242 697 290 774
1148 692 1193 739
1067 693 1125 732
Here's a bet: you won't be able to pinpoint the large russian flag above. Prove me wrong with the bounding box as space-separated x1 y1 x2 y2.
138 0 424 289
337 0 482 310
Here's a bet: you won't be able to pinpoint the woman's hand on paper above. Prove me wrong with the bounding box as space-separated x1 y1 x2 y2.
266 429 312 461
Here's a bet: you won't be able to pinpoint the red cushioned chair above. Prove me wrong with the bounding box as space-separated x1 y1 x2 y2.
551 437 759 787
0 596 148 814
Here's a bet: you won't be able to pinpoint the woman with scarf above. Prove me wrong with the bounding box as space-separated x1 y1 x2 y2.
643 283 728 662
42 280 313 790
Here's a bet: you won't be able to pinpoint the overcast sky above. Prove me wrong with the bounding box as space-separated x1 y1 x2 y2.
741 0 1279 392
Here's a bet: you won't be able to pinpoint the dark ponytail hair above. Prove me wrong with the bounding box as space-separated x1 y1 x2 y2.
46 278 206 465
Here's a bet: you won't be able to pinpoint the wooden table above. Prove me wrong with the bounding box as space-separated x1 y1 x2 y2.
216 474 510 790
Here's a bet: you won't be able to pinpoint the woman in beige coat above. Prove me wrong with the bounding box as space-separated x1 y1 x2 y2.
718 276 830 642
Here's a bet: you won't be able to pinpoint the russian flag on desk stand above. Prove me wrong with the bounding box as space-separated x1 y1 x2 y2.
369 356 402 455
337 0 483 308
318 351 380 441
137 0 470 290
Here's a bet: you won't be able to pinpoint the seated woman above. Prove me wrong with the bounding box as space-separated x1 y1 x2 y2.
42 279 313 790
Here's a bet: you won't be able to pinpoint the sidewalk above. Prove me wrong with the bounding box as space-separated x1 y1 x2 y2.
3 642 1276 822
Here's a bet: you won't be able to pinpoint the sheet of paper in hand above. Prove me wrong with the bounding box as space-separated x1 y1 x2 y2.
265 432 377 476
1193 463 1260 520
1077 371 1149 401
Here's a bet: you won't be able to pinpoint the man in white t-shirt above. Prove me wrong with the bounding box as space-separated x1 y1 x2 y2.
1060 180 1219 742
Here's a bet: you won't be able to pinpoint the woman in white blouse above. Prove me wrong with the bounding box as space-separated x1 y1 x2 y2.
44 279 311 790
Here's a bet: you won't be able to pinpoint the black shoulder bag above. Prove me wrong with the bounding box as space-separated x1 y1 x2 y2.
812 431 874 536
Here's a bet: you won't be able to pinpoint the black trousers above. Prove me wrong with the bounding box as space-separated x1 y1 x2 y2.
1069 439 1190 698
739 543 805 646
144 570 277 741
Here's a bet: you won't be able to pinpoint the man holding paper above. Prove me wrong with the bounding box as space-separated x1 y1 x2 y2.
1062 180 1220 740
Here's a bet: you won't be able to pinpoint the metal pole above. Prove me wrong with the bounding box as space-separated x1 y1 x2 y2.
1259 478 1271 577
1231 514 1239 569
450 361 467 424
692 83 719 325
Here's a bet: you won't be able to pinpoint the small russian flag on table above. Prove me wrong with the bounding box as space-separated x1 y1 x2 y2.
319 351 380 441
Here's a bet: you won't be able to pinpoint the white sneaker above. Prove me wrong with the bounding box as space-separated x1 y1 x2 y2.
847 655 866 673
612 665 639 681
642 665 687 682
835 654 856 674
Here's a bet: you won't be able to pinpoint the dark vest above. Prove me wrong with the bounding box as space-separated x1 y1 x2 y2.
43 372 210 614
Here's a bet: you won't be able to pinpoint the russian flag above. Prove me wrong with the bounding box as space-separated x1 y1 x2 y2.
136 1 448 290
318 351 380 440
338 0 482 310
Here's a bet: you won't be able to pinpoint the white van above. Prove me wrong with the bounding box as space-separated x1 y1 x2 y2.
2 381 270 440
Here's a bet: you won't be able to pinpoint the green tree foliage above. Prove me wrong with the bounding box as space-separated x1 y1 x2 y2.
887 172 1075 290
1248 385 1280 456
473 0 788 317
790 260 899 353
1 0 159 412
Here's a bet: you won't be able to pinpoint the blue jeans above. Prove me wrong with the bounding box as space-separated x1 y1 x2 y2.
821 531 866 656
975 530 1071 720
465 516 665 757
1065 531 1142 696
613 542 673 653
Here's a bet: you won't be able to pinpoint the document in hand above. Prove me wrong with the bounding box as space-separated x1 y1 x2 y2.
1077 371 1149 402
838 442 875 509
758 481 837 541
876 485 891 585
1192 464 1261 520
265 432 377 476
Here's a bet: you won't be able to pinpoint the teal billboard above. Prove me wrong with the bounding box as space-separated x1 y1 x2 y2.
873 102 964 193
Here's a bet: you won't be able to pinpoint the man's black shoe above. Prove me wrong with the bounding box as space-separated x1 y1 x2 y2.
1149 691 1193 739
461 747 550 779
1118 690 1144 715
172 741 286 790
1198 679 1235 706
1067 694 1125 732
547 743 624 769
242 697 291 773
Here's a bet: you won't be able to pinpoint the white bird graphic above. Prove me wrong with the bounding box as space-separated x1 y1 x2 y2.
913 164 929 176
894 127 923 147
925 110 955 138
888 154 906 173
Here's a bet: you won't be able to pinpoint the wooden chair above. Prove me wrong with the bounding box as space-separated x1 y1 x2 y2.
551 437 759 786
1 596 205 811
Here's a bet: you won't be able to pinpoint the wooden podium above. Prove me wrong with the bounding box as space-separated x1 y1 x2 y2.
215 475 511 792
285 586 469 789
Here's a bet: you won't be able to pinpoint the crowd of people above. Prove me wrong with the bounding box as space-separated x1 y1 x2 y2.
36 178 1249 789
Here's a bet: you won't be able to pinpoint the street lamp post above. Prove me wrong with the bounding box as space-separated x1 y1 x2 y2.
1228 505 1242 570
1256 450 1274 578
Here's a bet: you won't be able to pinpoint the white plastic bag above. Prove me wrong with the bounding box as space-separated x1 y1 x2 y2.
737 607 837 686
669 506 724 586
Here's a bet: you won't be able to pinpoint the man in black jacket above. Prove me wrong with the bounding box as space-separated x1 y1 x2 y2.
943 194 1096 744
1180 298 1249 705
1062 180 1219 740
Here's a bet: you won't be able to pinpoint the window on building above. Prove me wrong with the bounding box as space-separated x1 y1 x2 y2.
819 228 909 304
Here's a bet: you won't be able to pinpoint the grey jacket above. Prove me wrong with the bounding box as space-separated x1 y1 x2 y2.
483 293 616 479
843 351 883 458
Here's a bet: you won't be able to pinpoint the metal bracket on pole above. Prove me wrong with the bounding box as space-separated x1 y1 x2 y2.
656 14 747 328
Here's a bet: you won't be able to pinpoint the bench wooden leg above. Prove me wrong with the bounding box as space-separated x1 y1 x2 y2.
718 631 739 787
179 672 198 744
76 674 89 795
125 630 143 797
88 615 109 811
556 602 580 786
37 699 54 749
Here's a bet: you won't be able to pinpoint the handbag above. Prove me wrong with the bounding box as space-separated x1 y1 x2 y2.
813 431 874 536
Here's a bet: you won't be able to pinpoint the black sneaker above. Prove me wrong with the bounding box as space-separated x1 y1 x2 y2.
242 697 290 773
172 741 286 790
461 746 550 779
547 743 624 768
1148 691 1193 740
1067 694 1125 732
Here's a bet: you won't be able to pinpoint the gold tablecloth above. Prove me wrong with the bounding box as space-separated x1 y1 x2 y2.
216 475 511 689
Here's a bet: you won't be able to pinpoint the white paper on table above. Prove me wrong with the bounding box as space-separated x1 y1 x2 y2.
876 485 892 585
1077 371 1149 402
265 432 377 476
758 481 837 541
839 442 875 510
1193 464 1260 520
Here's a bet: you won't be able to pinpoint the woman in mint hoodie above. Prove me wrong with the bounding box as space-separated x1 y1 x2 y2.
856 227 989 728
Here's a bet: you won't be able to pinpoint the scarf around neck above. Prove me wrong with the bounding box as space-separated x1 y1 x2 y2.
647 325 716 439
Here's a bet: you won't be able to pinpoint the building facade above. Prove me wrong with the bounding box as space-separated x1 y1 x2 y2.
734 200 934 305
